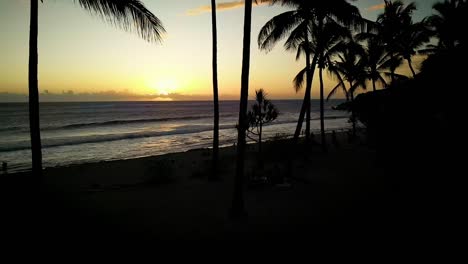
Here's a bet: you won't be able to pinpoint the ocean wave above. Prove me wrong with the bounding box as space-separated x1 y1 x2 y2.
0 126 26 132
41 113 235 131
0 114 236 133
0 115 350 152
0 124 236 152
272 114 350 125
0 113 348 133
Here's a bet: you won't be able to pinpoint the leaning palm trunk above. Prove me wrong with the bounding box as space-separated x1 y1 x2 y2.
29 0 42 180
349 81 356 138
407 58 416 78
231 0 252 218
319 66 327 152
390 52 396 84
210 0 220 180
293 53 318 142
371 66 378 92
351 96 356 138
304 42 313 143
259 122 263 154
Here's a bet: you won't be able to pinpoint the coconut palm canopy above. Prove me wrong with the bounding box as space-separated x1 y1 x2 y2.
75 0 165 43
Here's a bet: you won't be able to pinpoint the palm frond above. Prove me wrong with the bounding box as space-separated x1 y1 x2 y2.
377 75 388 88
76 0 165 43
284 20 309 52
327 79 348 101
293 66 307 92
349 77 367 95
323 0 366 32
258 10 302 51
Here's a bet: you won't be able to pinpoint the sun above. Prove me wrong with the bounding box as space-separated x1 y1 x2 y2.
154 79 179 95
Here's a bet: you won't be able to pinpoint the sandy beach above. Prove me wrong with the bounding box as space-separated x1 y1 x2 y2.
2 131 403 242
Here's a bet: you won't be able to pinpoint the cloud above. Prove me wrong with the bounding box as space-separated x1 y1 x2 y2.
186 0 272 16
367 3 385 11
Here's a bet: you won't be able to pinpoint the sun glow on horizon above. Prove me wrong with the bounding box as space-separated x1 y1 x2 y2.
152 78 180 96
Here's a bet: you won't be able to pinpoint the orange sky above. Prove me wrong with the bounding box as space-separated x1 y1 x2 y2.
0 0 436 101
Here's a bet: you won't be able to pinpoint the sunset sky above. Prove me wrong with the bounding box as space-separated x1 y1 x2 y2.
0 0 437 101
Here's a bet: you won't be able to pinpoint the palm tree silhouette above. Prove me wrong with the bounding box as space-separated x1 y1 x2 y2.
358 34 389 91
28 0 165 179
397 22 431 77
231 0 256 218
426 0 467 51
258 0 365 144
258 2 315 143
210 0 220 180
327 36 367 101
246 89 279 155
326 35 367 137
290 38 318 142
315 22 351 150
356 29 410 90
377 0 416 83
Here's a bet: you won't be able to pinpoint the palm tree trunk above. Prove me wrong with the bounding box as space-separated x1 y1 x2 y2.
210 0 219 181
29 0 43 180
315 16 326 151
390 52 396 84
372 78 376 92
407 58 416 78
319 66 326 152
304 42 312 143
293 53 318 142
259 122 262 154
351 92 356 139
231 0 252 218
350 81 356 138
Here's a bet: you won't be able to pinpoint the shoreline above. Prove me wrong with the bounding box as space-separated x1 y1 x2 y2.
2 127 358 175
2 128 385 241
6 136 290 191
4 129 365 195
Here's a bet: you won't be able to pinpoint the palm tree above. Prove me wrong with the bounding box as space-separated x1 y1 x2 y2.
259 0 366 143
326 35 367 137
361 35 389 91
29 0 41 181
210 0 220 180
327 37 367 101
426 0 467 51
315 22 351 150
258 2 316 142
246 89 279 155
356 31 409 91
28 0 165 179
231 0 255 218
377 0 416 83
397 22 431 77
285 24 317 142
292 21 350 149
293 31 315 143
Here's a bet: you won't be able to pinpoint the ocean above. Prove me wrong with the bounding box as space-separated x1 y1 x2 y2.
0 100 351 173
